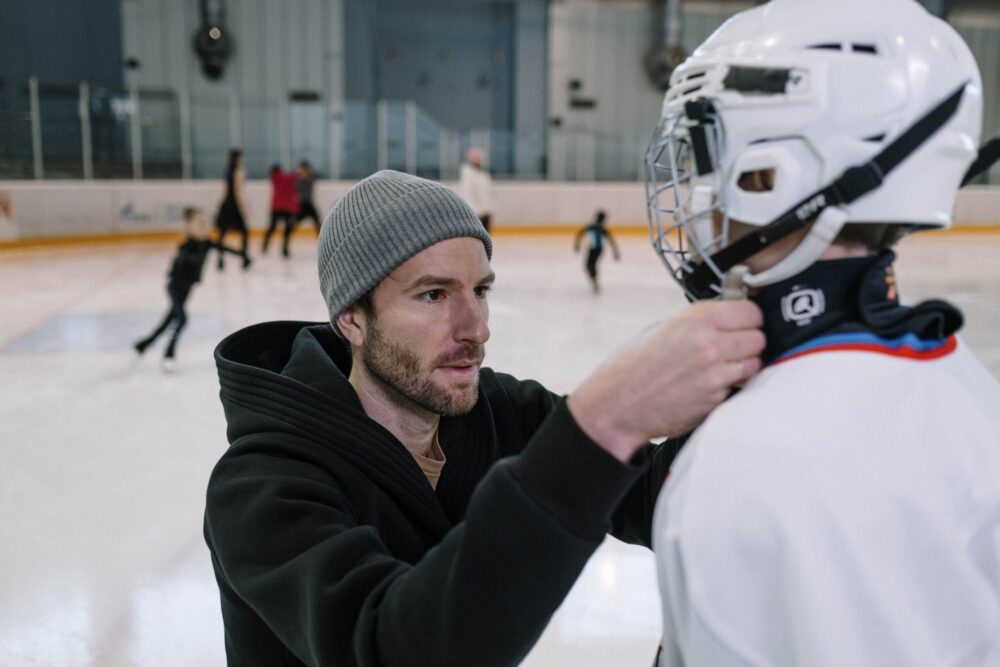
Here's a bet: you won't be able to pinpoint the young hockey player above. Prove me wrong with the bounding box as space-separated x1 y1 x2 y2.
645 0 1000 663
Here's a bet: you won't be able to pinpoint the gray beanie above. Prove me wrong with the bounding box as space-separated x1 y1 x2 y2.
318 170 493 324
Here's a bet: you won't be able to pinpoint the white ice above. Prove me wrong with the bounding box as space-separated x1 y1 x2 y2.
1 231 998 666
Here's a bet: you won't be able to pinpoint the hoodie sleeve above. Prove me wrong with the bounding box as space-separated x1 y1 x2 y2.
490 372 688 547
205 400 641 667
609 435 688 546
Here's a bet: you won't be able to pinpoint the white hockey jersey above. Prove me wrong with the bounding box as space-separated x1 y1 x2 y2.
653 332 1000 666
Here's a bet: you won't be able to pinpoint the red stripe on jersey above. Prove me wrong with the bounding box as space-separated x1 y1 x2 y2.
775 335 957 366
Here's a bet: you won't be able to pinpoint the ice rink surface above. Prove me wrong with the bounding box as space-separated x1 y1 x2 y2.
2 231 998 666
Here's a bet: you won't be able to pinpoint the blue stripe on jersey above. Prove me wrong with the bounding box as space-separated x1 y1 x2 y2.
775 331 952 363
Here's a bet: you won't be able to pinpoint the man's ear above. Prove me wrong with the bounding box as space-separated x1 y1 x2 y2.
336 307 366 347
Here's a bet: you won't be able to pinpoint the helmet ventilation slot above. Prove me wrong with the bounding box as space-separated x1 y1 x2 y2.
806 42 879 56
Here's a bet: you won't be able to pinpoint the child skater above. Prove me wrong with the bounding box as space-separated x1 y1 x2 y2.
573 210 620 293
134 206 247 371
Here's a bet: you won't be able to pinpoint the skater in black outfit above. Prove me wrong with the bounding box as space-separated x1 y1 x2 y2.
573 210 620 293
135 207 247 371
215 149 252 270
295 160 321 233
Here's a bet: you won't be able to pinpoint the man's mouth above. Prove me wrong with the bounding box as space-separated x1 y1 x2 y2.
437 358 482 381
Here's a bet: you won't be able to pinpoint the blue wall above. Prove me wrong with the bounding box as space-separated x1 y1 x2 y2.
0 0 123 90
0 0 124 176
343 0 546 176
345 0 514 130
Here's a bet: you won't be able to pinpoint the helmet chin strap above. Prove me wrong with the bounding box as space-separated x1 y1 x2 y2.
742 207 848 289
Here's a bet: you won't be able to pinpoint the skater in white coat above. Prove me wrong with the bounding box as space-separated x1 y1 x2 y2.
458 147 495 233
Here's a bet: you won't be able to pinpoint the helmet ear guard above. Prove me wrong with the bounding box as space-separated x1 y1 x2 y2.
726 140 822 226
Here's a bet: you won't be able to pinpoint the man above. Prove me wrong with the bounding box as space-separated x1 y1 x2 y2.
205 170 764 666
458 146 495 232
645 1 1000 664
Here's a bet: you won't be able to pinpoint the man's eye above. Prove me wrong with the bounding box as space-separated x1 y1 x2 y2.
474 285 492 298
421 289 444 302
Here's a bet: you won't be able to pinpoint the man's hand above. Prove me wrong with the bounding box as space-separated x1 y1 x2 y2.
567 300 765 463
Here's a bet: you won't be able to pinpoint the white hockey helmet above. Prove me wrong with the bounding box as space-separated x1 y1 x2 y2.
645 0 983 300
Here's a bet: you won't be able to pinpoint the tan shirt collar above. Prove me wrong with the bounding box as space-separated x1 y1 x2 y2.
409 432 447 491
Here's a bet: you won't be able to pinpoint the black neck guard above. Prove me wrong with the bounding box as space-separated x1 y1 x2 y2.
750 250 964 365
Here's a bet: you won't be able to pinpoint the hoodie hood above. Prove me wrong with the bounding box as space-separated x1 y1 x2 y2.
213 320 500 534
215 321 368 442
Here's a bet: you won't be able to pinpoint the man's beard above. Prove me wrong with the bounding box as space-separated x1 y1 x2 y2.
363 321 484 417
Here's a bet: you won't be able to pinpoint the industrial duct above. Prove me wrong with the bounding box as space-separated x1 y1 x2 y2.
643 0 686 91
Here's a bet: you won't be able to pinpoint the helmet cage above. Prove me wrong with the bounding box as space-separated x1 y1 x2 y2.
645 100 731 300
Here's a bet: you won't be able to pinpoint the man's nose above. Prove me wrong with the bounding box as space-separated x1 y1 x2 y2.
453 292 490 345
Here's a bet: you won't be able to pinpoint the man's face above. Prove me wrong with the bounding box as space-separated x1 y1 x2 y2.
357 237 494 417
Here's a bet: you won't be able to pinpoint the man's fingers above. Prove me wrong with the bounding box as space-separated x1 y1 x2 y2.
722 328 767 362
734 355 762 383
695 299 764 331
717 355 763 388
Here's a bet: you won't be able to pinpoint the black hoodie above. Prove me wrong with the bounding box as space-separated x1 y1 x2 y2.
205 321 682 667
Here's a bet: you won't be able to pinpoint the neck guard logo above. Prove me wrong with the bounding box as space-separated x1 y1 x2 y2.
781 287 825 326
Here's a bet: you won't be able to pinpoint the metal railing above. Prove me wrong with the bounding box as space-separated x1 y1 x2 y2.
0 77 669 183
